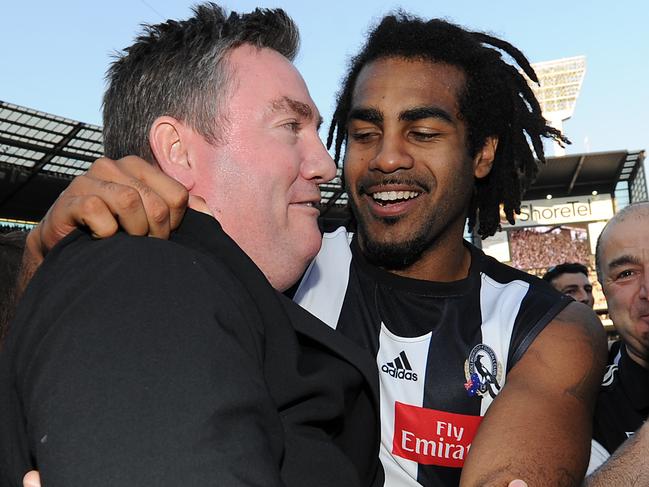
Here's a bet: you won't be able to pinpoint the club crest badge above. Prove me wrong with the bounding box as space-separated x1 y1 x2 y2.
464 344 502 399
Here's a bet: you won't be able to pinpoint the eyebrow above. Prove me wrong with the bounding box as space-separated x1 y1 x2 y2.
271 96 322 126
399 106 454 124
607 254 642 271
348 107 383 125
348 105 455 125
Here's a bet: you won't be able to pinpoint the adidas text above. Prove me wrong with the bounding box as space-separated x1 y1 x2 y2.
382 364 418 381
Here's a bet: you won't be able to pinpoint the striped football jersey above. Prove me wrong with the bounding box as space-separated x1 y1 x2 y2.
295 227 570 486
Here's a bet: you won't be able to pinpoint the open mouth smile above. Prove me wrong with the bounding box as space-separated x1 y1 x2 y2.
371 190 421 206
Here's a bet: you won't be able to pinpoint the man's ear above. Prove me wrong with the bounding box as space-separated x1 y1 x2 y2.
473 136 498 179
149 116 195 190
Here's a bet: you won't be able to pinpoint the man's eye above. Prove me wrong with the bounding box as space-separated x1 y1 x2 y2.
284 122 301 133
616 269 635 280
350 131 378 142
410 131 439 141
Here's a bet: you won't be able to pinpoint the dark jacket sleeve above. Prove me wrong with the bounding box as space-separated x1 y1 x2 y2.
5 233 286 486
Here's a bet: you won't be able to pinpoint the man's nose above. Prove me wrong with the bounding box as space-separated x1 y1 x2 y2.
369 137 414 174
639 272 649 300
302 138 336 184
575 289 590 305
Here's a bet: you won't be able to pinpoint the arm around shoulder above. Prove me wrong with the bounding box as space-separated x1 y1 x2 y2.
461 302 607 486
584 420 649 486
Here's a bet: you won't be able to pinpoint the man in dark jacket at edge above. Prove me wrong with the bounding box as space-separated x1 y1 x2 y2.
0 5 382 486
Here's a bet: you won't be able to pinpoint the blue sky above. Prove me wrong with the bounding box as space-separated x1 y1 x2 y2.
2 0 647 156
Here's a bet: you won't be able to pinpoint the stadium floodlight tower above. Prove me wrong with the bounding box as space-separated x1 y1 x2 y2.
525 55 586 157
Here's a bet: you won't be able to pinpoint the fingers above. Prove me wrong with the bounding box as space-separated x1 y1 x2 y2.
111 156 189 234
86 157 174 238
34 155 190 258
28 185 122 262
40 176 142 247
92 181 150 237
23 470 41 487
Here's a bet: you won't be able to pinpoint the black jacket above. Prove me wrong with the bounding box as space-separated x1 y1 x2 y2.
0 210 382 486
593 343 649 454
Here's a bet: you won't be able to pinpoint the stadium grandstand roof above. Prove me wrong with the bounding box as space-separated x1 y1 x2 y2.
0 100 102 222
0 100 102 176
522 149 645 201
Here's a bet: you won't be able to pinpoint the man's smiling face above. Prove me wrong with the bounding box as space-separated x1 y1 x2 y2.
599 205 649 368
343 57 491 271
191 45 335 291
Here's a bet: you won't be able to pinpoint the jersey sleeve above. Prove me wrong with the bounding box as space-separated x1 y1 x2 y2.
587 439 610 475
507 284 573 369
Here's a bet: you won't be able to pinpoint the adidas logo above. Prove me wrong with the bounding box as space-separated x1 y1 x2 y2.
381 351 418 381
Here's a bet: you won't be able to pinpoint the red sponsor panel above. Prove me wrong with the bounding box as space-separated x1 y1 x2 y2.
392 401 482 468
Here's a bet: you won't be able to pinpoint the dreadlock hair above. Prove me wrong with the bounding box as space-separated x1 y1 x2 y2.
328 12 569 238
103 2 299 163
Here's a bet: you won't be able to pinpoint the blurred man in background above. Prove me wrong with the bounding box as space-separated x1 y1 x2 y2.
543 262 595 308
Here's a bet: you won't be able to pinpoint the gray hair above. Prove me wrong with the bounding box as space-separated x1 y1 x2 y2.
102 2 300 162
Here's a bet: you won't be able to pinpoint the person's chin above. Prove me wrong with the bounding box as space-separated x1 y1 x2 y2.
295 224 323 258
363 223 414 248
634 316 649 337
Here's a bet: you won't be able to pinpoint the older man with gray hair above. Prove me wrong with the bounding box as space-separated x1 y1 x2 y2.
586 201 649 484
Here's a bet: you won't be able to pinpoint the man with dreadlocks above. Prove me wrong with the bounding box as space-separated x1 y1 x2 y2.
19 11 605 487
293 14 605 486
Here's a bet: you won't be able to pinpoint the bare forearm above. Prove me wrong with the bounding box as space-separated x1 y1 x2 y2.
584 422 649 486
461 304 606 487
15 229 43 300
460 396 589 486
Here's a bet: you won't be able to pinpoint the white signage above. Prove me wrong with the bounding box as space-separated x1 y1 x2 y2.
481 229 510 262
502 195 614 228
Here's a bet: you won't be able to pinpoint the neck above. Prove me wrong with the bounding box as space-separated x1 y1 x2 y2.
394 242 471 282
626 345 649 370
385 224 472 282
